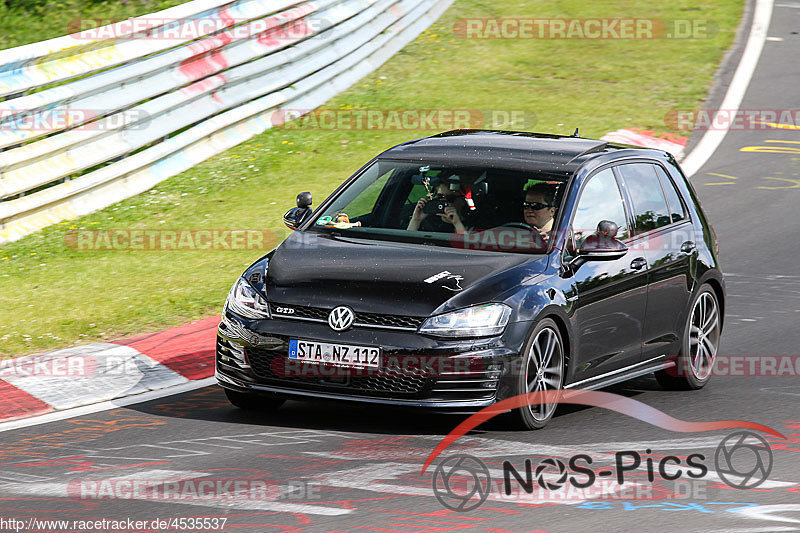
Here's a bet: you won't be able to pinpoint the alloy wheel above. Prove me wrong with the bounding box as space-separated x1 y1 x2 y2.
689 291 720 380
524 326 564 421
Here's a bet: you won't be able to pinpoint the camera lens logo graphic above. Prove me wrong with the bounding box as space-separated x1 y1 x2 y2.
432 454 491 512
715 430 773 489
534 458 568 490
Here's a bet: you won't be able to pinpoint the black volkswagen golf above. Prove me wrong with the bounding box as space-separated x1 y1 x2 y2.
216 130 724 429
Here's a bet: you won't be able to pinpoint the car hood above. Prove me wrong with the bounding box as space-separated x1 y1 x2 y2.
262 231 549 317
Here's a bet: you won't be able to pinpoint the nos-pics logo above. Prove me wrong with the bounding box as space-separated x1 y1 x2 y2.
431 430 773 512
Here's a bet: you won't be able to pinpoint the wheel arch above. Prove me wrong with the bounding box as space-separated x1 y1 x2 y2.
532 305 574 378
699 272 725 333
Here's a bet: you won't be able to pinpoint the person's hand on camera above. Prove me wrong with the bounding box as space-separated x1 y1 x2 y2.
407 198 430 231
411 198 429 222
438 205 466 234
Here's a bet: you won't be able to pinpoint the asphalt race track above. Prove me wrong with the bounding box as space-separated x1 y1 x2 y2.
3 3 800 532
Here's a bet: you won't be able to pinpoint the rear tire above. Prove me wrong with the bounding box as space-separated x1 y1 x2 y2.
655 285 721 390
511 318 565 430
224 389 285 411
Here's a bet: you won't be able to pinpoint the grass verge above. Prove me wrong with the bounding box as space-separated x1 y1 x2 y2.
0 0 190 51
0 0 744 356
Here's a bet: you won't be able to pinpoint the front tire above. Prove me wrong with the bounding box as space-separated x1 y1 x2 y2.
511 318 565 429
224 389 285 411
655 285 721 390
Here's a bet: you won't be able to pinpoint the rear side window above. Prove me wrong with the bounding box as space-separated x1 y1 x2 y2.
654 165 687 223
618 163 671 233
571 167 630 246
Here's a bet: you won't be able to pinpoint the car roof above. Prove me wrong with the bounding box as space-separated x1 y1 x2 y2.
379 129 666 178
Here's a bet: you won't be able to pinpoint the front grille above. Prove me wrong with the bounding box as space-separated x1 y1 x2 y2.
356 312 424 330
276 305 328 321
246 347 430 397
270 303 424 331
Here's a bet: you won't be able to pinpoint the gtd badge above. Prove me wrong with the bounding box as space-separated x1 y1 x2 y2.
328 306 355 331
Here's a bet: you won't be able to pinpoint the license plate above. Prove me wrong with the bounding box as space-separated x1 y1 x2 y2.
288 339 381 368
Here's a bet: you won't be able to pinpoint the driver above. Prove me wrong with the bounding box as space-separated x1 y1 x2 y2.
522 182 557 239
407 182 468 234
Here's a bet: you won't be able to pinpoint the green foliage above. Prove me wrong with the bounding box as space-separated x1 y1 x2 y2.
0 0 186 50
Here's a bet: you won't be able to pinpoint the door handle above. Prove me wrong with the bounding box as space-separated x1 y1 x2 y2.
630 257 647 270
680 241 696 254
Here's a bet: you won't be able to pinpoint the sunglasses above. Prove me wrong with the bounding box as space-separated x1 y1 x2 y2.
522 201 551 210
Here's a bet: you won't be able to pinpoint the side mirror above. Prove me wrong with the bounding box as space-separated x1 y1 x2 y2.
296 191 312 208
283 192 313 230
569 220 628 269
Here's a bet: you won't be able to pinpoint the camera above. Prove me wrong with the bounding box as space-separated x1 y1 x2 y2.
422 194 449 215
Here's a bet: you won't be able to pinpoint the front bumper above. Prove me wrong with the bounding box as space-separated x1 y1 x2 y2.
215 310 532 409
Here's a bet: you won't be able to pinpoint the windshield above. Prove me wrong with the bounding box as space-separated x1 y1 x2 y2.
309 160 568 253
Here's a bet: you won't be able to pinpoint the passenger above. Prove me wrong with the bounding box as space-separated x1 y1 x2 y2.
407 183 468 234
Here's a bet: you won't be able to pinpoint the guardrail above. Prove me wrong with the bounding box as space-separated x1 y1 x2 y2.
0 0 453 244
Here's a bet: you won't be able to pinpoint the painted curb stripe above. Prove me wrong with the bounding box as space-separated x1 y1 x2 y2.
114 315 220 380
1 315 220 422
0 380 53 421
601 128 687 158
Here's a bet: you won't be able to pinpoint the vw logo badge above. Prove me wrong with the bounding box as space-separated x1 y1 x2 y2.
328 306 355 331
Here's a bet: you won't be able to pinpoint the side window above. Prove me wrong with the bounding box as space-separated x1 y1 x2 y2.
571 168 629 248
343 168 394 217
618 163 671 233
654 165 687 223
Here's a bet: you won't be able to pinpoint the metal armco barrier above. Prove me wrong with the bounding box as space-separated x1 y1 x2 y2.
0 0 454 244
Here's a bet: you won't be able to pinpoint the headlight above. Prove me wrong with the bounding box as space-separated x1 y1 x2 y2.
226 277 270 319
419 303 511 337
